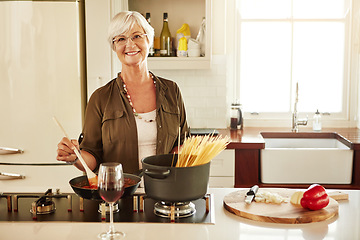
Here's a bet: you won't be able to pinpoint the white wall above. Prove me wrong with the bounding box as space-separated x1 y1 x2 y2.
85 0 233 129
154 55 228 128
153 0 232 129
85 0 112 100
354 0 360 129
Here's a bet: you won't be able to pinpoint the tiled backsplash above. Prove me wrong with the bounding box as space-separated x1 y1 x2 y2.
88 55 229 129
154 55 228 129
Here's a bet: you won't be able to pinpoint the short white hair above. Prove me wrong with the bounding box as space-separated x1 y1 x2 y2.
108 11 154 51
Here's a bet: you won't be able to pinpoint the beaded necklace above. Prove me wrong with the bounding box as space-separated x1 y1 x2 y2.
122 74 156 123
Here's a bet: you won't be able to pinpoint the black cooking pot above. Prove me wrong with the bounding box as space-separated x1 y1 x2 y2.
69 173 141 201
142 154 210 202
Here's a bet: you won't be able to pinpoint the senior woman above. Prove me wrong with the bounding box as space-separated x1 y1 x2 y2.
56 11 189 174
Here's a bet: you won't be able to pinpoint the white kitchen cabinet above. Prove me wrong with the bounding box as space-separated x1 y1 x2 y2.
208 149 235 188
111 0 212 72
147 57 211 70
85 0 112 99
85 0 213 96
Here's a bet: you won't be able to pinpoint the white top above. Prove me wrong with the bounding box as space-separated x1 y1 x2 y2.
135 109 157 168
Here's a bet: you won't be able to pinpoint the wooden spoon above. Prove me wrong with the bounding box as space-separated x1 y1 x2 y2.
53 117 98 187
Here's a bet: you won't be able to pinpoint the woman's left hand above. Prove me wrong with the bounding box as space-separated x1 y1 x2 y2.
171 146 181 154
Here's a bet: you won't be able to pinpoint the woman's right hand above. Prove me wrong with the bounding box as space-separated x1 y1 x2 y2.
56 137 79 164
56 137 97 171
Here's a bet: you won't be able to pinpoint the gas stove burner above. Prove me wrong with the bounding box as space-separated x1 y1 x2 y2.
30 199 55 215
1 192 214 223
21 189 72 218
98 202 119 213
154 201 196 219
30 189 57 215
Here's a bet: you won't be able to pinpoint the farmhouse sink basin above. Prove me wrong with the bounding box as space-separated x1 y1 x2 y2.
260 132 353 184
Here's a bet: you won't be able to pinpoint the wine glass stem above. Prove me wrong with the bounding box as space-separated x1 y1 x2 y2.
109 203 115 234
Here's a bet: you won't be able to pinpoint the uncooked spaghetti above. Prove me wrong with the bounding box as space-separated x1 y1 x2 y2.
176 134 229 167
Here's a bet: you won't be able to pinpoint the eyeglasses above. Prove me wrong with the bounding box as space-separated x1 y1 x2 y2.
112 33 147 46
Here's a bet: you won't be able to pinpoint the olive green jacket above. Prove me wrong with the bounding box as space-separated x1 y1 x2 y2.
80 72 189 174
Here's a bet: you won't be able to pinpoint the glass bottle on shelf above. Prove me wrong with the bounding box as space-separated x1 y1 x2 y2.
196 17 206 57
145 12 154 57
160 12 172 57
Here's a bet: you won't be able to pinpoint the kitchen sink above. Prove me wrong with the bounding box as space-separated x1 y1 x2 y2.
260 132 353 184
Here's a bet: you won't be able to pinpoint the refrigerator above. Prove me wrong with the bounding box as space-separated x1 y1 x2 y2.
0 0 85 187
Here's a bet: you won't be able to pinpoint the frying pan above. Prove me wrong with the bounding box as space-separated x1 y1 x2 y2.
69 173 141 200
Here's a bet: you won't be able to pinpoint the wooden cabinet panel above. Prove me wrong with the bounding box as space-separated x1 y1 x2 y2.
234 149 259 187
352 150 360 187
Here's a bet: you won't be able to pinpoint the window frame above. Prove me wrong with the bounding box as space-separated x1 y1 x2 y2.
232 0 359 128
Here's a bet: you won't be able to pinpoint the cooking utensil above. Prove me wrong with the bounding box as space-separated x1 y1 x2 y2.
245 185 259 204
328 191 349 201
142 154 210 202
69 173 141 200
53 116 97 186
224 188 339 224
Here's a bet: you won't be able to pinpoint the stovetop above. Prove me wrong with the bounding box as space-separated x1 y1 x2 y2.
0 190 214 224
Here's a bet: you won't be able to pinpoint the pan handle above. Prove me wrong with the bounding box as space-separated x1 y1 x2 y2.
144 169 170 179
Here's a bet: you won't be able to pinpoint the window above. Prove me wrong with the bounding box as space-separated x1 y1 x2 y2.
235 0 356 126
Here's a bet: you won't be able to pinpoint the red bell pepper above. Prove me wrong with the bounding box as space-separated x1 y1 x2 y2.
300 184 329 211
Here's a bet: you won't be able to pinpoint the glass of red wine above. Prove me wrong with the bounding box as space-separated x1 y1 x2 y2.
97 162 125 239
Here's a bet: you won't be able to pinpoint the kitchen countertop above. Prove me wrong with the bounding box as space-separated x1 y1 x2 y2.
2 127 360 239
218 127 360 149
1 144 360 240
0 187 359 240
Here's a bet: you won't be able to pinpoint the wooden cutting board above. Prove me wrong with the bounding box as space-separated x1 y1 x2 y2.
223 188 339 224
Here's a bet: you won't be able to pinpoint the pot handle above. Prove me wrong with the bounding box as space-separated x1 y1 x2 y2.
144 169 170 179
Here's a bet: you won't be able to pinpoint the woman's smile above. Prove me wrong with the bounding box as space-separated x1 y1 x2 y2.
125 50 140 56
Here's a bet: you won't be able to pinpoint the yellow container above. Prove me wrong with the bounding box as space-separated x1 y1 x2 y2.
177 37 188 57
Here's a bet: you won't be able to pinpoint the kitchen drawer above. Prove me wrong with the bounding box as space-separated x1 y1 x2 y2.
209 150 235 177
209 177 234 188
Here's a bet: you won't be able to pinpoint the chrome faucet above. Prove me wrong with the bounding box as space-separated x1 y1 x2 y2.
292 83 308 132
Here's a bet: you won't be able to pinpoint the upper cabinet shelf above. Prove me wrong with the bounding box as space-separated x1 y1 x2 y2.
113 0 211 70
147 56 211 69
